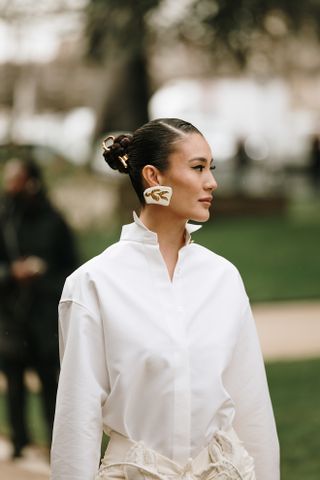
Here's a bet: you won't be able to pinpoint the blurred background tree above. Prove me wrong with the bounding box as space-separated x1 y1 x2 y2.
84 0 320 143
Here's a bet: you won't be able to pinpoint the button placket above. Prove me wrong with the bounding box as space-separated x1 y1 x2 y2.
144 243 192 463
172 346 191 464
171 250 191 464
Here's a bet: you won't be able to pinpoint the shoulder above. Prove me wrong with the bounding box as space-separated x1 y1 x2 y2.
188 242 248 302
66 242 119 280
59 246 117 316
60 241 123 301
189 242 239 275
43 203 69 228
0 198 9 221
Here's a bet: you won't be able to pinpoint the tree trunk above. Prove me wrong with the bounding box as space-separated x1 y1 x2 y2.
94 52 150 138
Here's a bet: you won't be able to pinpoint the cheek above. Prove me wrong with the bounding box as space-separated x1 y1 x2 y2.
180 178 199 199
163 168 200 207
169 171 199 193
171 185 200 212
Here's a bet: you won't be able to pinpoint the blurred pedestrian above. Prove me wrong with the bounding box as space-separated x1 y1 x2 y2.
234 139 250 195
309 134 320 191
0 157 78 458
51 118 279 480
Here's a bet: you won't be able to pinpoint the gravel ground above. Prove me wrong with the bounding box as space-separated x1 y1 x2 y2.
0 300 319 480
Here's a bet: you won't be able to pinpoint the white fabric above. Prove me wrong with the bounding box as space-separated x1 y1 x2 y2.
95 428 256 480
51 212 280 480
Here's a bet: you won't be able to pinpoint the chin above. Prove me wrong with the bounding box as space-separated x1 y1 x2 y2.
190 209 211 223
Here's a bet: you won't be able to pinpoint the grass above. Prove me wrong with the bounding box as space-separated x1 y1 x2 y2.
266 358 320 479
0 357 319 478
195 214 320 302
77 208 320 302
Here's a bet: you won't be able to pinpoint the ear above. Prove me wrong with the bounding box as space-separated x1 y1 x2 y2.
141 165 162 187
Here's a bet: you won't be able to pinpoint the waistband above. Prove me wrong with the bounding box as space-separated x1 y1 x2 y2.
96 428 256 480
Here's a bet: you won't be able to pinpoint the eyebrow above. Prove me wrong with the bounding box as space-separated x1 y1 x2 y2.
188 157 214 164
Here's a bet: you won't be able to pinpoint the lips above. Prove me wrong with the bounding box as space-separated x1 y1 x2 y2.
199 197 212 203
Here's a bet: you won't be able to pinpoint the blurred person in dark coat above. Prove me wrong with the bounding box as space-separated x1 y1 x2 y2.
0 157 78 458
310 134 320 191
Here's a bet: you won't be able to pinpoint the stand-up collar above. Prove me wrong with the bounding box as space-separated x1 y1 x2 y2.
120 211 202 245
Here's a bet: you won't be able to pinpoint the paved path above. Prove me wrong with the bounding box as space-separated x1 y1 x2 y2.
0 442 50 479
0 300 319 479
0 461 49 480
253 300 320 361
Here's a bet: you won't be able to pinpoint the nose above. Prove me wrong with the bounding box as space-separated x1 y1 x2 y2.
204 171 218 192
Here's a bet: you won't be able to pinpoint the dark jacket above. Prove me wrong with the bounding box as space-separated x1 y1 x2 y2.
0 192 78 363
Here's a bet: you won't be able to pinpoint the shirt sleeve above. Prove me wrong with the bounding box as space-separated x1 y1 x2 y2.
51 296 109 480
223 302 280 480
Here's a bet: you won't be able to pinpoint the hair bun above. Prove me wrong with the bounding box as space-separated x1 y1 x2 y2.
102 134 133 174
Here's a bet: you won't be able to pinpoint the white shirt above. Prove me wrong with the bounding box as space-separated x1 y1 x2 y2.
51 212 280 480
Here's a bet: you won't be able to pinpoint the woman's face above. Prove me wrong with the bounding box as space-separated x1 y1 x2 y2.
3 160 29 196
159 133 218 222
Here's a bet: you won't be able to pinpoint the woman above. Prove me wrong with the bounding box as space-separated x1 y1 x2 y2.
51 118 280 480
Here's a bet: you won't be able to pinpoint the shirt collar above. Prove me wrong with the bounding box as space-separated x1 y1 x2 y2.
120 211 202 245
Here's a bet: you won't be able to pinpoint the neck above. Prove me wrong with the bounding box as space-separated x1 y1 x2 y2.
139 206 187 251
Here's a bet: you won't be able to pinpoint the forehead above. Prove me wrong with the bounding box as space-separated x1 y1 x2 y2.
170 133 212 161
4 160 26 176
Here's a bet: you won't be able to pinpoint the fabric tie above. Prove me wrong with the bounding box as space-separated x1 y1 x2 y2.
96 429 255 480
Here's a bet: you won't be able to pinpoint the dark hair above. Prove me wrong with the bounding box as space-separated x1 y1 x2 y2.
22 158 43 183
102 118 202 204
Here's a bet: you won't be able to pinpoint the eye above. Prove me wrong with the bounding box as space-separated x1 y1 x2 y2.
210 165 216 171
192 165 205 172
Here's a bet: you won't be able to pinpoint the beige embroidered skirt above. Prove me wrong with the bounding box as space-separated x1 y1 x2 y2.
95 428 256 480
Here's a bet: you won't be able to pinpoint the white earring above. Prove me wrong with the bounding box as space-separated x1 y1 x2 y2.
143 186 173 206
